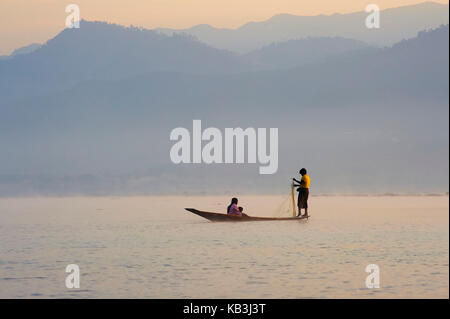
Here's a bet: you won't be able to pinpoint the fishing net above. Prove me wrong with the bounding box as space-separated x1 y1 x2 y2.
273 182 297 217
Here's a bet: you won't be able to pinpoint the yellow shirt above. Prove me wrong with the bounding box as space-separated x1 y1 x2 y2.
300 174 310 189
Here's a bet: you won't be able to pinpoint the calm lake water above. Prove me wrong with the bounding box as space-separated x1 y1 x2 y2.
0 195 448 298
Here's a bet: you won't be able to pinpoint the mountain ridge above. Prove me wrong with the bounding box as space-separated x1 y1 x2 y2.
156 1 449 52
0 25 447 194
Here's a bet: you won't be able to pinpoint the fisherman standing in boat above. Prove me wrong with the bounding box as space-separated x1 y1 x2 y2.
227 197 243 216
293 168 310 217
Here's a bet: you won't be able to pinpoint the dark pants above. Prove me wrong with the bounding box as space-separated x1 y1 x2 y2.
297 188 309 209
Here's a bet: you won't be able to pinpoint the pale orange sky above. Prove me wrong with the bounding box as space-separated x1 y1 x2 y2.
0 0 448 55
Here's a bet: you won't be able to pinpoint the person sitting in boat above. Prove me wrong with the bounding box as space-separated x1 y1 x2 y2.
293 168 310 218
227 197 242 216
238 206 248 217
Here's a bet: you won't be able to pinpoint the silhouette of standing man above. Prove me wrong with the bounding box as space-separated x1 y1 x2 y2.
293 168 310 217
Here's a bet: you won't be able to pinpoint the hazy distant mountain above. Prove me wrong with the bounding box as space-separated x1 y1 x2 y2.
0 25 447 195
0 20 378 102
0 20 246 101
0 43 41 60
10 43 42 56
242 37 371 70
157 2 449 53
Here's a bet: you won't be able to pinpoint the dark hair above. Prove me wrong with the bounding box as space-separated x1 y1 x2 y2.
231 197 238 204
299 168 307 175
238 206 243 212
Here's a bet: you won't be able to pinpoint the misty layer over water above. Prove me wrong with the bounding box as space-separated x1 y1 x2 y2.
0 195 448 298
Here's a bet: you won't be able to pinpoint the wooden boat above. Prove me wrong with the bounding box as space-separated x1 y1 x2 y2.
185 208 309 222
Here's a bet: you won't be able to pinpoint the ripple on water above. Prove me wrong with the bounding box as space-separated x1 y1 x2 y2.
2 276 47 280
